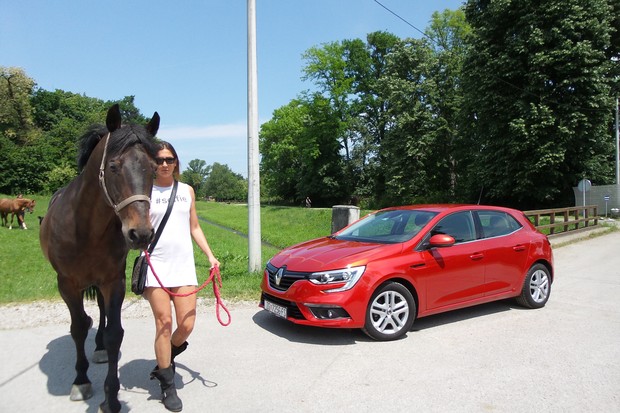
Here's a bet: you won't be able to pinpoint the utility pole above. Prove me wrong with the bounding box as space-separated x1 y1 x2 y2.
616 97 619 184
247 0 262 272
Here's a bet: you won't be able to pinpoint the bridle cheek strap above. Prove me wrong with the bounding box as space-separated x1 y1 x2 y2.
98 132 151 215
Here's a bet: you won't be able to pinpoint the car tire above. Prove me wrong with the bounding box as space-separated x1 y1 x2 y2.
516 263 551 309
363 281 415 341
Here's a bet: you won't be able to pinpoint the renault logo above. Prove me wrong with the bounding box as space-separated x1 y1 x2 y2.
275 267 284 286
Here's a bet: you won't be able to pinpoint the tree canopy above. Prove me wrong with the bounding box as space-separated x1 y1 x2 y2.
460 0 618 207
0 67 245 199
3 0 619 210
260 0 619 209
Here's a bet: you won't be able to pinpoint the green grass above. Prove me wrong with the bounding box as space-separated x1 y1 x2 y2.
2 195 614 305
0 194 350 304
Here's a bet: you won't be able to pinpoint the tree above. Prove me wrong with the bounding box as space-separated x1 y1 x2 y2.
301 32 404 206
204 163 247 201
181 159 211 199
0 67 36 144
461 0 617 208
44 162 77 193
344 32 403 205
426 9 470 198
260 100 307 203
376 38 440 206
260 97 348 206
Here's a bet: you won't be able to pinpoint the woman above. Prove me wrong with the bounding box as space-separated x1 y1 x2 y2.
144 141 220 412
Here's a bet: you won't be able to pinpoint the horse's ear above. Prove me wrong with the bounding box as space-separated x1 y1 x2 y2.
146 112 160 136
106 104 122 133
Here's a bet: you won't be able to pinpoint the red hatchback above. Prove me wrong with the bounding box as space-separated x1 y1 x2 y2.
260 204 554 341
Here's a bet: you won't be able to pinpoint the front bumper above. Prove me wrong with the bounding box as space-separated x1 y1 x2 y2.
259 266 368 328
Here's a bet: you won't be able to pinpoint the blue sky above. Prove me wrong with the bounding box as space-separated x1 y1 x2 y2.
1 0 463 176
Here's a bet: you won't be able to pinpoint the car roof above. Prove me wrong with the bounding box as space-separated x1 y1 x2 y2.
378 204 521 214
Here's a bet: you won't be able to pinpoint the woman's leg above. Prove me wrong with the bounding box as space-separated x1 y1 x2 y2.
170 286 197 347
144 287 173 369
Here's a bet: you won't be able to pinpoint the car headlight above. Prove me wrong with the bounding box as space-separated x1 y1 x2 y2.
308 266 365 293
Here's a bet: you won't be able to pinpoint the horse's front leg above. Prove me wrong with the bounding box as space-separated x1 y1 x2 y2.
92 288 108 364
99 278 126 413
58 277 94 401
17 212 27 229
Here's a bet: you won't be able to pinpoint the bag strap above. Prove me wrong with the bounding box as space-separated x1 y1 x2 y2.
147 180 178 254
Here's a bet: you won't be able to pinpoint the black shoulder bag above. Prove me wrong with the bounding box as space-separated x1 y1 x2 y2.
131 180 178 295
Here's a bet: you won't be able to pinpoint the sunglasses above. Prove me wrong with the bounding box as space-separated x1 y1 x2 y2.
155 157 176 165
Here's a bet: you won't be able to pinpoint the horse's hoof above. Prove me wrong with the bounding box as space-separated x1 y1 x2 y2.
92 350 108 364
70 383 93 401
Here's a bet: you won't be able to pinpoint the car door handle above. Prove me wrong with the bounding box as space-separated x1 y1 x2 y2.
513 244 526 252
470 253 484 260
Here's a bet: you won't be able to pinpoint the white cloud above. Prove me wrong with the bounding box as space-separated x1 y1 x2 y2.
159 122 247 140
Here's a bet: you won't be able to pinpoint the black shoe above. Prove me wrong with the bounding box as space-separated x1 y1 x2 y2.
150 365 183 412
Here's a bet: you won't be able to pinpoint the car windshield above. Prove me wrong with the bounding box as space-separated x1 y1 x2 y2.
335 210 438 244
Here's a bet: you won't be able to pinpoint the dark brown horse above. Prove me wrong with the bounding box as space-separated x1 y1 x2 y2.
0 197 36 229
40 104 159 413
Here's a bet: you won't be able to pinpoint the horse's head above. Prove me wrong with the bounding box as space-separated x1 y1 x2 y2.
19 198 35 213
99 104 160 250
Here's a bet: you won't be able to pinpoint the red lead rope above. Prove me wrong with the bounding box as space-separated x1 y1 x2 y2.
144 250 231 326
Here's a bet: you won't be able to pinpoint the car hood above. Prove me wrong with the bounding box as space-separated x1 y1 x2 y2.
269 237 403 271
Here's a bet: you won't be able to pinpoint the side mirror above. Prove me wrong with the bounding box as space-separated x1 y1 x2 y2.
429 234 455 248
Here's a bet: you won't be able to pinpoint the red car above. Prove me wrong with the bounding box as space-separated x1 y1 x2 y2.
260 204 553 341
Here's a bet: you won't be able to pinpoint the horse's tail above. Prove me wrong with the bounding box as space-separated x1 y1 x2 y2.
83 286 99 301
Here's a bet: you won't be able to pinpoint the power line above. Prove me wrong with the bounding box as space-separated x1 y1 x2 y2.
373 0 427 38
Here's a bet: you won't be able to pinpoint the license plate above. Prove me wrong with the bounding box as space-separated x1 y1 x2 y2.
264 300 287 319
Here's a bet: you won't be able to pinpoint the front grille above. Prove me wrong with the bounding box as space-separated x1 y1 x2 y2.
266 262 308 292
261 292 305 319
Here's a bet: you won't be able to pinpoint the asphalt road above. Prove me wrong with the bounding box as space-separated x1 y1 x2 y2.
1 232 619 413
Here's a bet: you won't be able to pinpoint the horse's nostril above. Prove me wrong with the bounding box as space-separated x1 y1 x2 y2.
128 228 154 248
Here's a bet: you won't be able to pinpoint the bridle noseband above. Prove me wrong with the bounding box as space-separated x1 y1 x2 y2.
98 133 151 215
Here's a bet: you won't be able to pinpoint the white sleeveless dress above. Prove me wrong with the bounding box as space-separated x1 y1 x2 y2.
144 182 198 288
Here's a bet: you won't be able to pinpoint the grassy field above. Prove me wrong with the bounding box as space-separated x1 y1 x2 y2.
0 194 359 304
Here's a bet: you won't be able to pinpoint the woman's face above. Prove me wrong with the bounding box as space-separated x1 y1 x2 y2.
155 149 177 179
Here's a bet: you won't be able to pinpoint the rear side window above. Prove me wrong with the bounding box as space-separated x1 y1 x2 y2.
478 211 522 238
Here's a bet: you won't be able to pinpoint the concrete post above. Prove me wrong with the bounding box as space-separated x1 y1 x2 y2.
331 205 360 234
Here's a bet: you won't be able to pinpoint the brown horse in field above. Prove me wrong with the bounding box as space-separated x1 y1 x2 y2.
0 197 36 229
39 104 159 413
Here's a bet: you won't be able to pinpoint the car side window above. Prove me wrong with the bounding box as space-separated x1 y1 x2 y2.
479 211 522 238
431 211 476 243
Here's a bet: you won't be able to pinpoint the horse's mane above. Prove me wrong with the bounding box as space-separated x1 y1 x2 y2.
77 123 159 172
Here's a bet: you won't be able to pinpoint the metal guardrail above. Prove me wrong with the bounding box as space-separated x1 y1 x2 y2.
524 205 599 235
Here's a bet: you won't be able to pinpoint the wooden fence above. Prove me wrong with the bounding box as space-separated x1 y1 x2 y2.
524 205 599 235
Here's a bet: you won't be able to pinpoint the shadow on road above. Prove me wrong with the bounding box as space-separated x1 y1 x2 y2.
40 331 113 412
252 299 521 344
412 299 518 331
38 329 217 412
252 310 365 345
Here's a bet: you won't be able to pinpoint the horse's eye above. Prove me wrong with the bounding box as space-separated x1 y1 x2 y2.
108 160 121 173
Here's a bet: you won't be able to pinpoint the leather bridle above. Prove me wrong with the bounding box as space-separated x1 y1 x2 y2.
98 133 151 216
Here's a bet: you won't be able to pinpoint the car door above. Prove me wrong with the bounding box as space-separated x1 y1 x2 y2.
476 210 531 296
419 211 486 310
